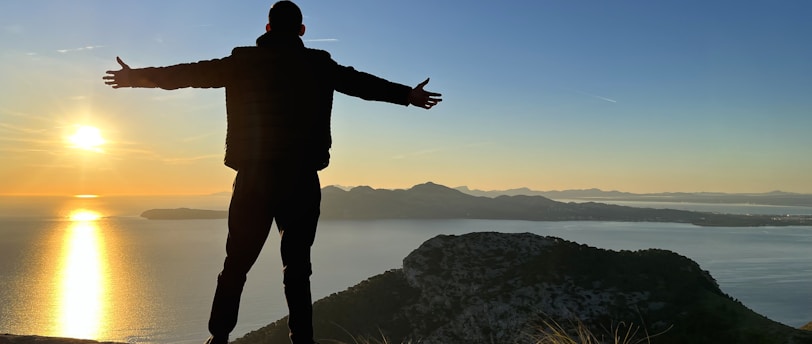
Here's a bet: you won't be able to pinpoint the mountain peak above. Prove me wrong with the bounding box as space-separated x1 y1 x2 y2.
409 182 463 194
411 181 446 189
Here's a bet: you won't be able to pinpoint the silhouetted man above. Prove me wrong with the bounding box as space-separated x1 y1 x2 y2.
103 1 441 343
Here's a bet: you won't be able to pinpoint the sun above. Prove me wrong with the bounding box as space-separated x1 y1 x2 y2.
68 125 106 151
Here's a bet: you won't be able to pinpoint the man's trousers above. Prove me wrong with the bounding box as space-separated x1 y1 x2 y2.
208 164 321 344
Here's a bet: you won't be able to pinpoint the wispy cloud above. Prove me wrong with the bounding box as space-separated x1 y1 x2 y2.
573 89 617 103
104 143 221 165
57 45 104 54
305 38 339 43
1 107 50 122
161 154 222 165
0 122 47 134
179 132 219 143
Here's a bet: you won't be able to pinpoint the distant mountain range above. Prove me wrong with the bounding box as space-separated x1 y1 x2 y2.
319 182 810 226
454 186 812 207
143 182 811 226
210 184 812 207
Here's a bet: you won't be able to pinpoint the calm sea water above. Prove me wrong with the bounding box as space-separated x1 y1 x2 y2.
0 199 810 343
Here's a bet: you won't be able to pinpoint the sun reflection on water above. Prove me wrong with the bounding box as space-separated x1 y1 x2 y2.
57 210 108 340
69 209 102 221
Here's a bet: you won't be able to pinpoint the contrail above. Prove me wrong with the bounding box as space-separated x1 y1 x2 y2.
572 89 618 103
591 94 617 103
305 38 339 43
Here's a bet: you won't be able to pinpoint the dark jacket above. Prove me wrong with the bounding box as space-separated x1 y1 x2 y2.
130 32 412 171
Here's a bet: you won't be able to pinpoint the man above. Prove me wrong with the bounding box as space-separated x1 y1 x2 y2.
103 1 441 343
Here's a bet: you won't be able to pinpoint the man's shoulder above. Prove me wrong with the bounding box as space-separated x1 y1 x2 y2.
304 47 331 59
230 46 262 56
230 46 331 59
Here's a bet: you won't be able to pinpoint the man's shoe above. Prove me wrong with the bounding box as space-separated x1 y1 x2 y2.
204 335 228 344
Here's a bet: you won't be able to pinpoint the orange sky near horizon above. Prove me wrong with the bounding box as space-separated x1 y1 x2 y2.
2 1 811 196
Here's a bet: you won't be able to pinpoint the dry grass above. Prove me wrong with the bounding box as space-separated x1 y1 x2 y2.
329 316 671 344
530 317 671 344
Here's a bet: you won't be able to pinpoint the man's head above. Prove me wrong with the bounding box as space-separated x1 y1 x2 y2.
267 1 305 36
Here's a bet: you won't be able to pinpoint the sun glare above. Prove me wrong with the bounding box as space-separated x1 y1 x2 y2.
68 125 106 152
69 210 101 222
58 217 107 339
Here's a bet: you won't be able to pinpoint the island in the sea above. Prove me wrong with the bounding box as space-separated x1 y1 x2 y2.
140 182 812 226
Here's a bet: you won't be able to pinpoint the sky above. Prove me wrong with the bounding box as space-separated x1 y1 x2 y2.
1 0 811 195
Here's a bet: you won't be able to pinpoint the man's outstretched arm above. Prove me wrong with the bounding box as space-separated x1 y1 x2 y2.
331 59 441 109
408 78 442 109
103 56 228 90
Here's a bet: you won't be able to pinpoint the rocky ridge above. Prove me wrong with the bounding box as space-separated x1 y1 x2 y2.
234 232 812 344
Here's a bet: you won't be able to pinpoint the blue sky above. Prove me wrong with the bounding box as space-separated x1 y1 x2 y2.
1 1 810 195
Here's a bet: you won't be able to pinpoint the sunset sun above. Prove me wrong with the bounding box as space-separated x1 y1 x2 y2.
68 125 106 151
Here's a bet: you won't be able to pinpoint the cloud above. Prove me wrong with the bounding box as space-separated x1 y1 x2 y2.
305 38 339 43
573 89 617 103
1 107 47 121
103 143 221 165
0 122 47 134
161 154 222 165
179 132 219 143
57 45 104 54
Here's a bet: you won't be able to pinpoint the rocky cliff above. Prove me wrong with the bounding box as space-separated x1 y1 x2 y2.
234 232 812 344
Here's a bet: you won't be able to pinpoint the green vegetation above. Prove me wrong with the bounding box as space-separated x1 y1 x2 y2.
232 232 812 344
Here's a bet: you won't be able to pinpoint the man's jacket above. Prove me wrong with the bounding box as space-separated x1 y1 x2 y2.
128 32 412 171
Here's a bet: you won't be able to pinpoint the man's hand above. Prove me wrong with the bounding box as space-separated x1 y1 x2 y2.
408 78 442 109
103 56 134 88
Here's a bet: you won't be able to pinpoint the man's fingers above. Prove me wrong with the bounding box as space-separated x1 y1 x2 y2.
116 56 131 69
408 77 441 109
416 78 430 90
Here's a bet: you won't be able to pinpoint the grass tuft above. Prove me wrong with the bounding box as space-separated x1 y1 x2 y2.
530 317 670 344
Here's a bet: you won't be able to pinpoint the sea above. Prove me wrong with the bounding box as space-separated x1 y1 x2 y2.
0 195 811 343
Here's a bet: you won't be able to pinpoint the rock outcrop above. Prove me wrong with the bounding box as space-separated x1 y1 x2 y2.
234 232 812 344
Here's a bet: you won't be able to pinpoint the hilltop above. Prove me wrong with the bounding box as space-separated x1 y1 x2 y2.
234 232 812 344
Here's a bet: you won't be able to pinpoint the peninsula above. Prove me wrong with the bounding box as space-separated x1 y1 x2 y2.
140 182 812 226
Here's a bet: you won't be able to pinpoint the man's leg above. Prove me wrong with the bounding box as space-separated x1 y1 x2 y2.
276 170 321 344
208 167 275 341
